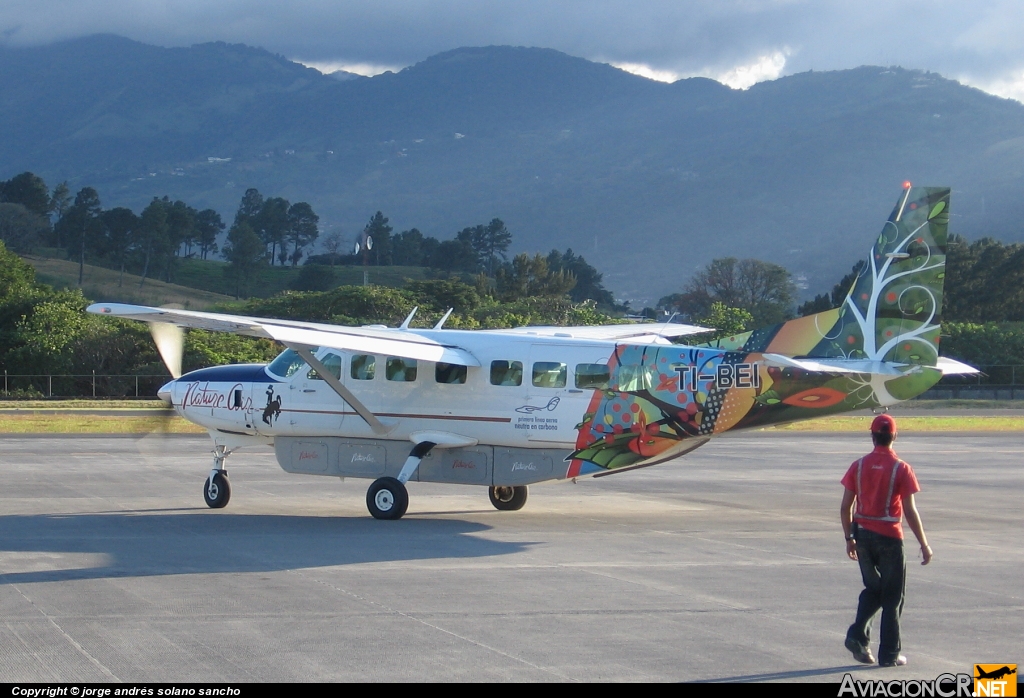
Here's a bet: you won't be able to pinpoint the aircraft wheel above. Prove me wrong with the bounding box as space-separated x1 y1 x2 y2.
366 477 409 520
489 485 528 511
204 471 231 509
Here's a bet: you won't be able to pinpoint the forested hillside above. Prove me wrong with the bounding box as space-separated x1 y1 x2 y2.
3 36 1024 303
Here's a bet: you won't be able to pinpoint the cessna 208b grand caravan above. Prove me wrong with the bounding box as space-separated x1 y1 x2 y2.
89 185 975 519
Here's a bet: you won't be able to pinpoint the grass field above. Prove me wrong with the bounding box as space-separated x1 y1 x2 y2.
23 255 235 309
173 258 429 298
0 413 204 434
23 252 432 301
3 401 1024 434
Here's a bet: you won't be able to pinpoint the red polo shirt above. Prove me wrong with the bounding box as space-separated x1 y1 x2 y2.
841 445 920 539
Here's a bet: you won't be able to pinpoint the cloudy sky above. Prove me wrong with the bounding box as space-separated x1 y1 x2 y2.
3 1 1024 99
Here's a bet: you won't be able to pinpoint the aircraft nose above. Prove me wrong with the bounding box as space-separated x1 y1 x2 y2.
158 380 174 406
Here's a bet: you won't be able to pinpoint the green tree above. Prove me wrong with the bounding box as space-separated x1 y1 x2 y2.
234 188 264 227
495 253 576 301
0 203 49 252
163 200 195 281
392 228 429 266
406 279 481 313
362 211 393 266
662 257 795 326
136 198 169 287
54 187 101 287
0 172 51 217
469 218 512 275
100 207 140 286
257 196 290 265
696 302 754 339
285 201 319 266
431 235 478 273
48 181 71 229
546 248 615 306
194 208 224 260
798 261 865 316
223 222 266 298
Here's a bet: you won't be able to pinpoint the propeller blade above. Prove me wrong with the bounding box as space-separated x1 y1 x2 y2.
149 321 184 379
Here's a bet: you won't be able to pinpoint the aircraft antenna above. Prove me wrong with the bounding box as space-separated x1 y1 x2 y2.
433 308 454 330
399 307 418 330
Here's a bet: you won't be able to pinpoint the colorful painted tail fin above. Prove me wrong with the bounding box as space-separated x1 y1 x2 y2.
704 186 950 367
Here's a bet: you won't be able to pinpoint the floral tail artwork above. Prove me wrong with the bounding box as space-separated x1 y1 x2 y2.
567 186 950 478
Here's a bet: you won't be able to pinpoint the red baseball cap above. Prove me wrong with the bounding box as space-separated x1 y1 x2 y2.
870 413 897 435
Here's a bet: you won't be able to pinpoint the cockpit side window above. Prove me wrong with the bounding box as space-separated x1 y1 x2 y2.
351 355 376 380
307 352 342 380
267 348 312 378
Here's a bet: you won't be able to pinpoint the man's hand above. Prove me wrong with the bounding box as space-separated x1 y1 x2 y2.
920 544 933 565
846 538 858 561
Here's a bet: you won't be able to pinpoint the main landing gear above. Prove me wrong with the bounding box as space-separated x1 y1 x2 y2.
489 485 528 511
204 445 232 509
365 441 434 520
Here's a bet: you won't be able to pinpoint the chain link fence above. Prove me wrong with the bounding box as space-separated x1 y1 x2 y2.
2 372 170 398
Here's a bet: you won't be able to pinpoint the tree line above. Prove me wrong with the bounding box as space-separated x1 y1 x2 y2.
0 237 615 394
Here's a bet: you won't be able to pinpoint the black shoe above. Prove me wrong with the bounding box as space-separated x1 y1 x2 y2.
880 655 908 667
845 637 876 664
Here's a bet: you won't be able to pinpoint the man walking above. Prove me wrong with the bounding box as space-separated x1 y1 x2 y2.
841 414 932 667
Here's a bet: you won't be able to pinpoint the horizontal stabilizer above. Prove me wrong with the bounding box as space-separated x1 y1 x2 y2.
761 353 906 376
935 356 981 375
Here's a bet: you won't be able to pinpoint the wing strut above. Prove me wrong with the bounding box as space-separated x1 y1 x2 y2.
291 345 394 435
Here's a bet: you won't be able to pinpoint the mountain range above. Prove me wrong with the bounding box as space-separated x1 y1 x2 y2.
3 34 1024 304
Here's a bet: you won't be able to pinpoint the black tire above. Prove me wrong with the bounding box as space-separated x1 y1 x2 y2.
489 485 528 511
366 477 409 520
204 471 231 509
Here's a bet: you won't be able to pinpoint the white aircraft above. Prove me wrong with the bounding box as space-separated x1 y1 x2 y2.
89 186 975 519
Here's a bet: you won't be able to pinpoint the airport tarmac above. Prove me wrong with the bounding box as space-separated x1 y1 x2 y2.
0 432 1019 683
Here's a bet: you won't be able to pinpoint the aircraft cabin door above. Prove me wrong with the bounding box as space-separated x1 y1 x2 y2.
286 350 345 435
523 343 582 445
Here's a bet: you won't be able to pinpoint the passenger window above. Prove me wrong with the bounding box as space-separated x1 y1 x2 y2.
575 363 610 390
386 357 418 382
490 360 523 386
615 364 655 392
435 362 467 384
351 355 375 380
532 362 567 389
308 353 343 381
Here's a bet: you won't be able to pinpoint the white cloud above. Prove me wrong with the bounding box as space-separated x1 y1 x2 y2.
610 62 679 83
695 49 790 90
960 71 1024 104
297 60 404 77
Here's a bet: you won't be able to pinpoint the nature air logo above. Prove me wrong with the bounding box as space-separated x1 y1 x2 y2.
974 665 1017 697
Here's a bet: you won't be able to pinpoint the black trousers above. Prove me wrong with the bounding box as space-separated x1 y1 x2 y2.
846 525 907 663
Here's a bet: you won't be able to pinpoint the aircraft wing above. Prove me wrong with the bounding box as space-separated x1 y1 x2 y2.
483 323 710 342
86 303 481 366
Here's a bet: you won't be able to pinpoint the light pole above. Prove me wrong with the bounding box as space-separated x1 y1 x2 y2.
355 232 373 286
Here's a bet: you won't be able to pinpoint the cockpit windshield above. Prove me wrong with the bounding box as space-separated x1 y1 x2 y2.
267 347 318 378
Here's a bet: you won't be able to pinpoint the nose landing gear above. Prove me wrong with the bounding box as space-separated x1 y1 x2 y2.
204 445 233 509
